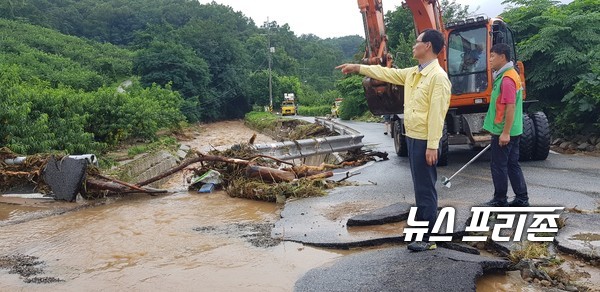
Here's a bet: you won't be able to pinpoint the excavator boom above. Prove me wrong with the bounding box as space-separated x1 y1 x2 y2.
357 0 445 115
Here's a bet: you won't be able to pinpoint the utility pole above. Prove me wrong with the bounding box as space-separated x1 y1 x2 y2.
263 18 275 112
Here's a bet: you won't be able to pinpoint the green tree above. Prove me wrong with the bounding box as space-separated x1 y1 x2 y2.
133 41 210 121
502 0 600 134
335 75 366 120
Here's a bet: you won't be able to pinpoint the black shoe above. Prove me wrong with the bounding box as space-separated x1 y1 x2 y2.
407 241 437 252
484 199 508 207
509 198 530 207
384 132 388 135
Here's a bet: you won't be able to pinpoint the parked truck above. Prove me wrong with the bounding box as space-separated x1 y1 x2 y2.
281 93 296 116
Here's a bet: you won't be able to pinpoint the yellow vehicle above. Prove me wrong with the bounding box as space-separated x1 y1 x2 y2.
281 93 296 116
331 98 343 118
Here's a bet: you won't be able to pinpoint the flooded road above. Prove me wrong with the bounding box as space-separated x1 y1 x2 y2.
0 191 563 292
2 120 598 291
0 191 345 291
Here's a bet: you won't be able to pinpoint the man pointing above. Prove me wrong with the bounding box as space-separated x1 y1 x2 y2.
336 29 451 251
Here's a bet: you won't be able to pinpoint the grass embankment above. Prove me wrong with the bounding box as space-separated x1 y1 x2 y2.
244 111 337 141
297 105 331 117
244 111 281 132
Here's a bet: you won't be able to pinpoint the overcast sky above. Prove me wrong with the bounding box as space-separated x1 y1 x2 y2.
198 0 573 39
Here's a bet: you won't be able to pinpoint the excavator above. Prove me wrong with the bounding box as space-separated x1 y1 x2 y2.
356 0 551 166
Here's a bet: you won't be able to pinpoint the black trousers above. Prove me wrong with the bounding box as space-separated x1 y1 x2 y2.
406 137 438 242
490 135 528 202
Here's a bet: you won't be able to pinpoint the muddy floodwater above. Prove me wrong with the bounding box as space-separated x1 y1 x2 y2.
0 191 346 291
0 190 563 292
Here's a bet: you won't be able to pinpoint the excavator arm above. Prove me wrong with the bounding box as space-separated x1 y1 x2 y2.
357 0 446 115
357 0 393 67
403 0 446 68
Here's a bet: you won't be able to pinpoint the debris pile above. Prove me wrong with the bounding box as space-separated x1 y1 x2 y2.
0 147 164 201
173 143 386 202
1 137 387 203
0 147 52 193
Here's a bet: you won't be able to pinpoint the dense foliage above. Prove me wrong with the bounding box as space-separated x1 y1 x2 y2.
502 0 600 134
0 0 362 154
2 0 595 157
0 64 184 154
0 19 185 155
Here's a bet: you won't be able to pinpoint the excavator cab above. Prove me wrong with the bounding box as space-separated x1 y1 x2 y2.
445 16 524 108
446 20 489 95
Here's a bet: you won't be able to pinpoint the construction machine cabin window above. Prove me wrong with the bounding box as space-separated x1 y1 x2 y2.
447 26 488 95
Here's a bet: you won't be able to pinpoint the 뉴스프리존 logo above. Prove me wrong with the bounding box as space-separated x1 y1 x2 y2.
403 207 564 242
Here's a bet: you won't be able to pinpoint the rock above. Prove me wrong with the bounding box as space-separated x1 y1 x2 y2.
558 283 566 290
560 142 571 149
579 135 591 144
520 266 534 280
577 143 590 151
176 149 188 160
586 145 596 152
596 142 600 150
534 278 540 284
552 138 564 145
564 285 578 292
590 136 599 145
179 144 191 152
540 279 551 287
568 142 578 150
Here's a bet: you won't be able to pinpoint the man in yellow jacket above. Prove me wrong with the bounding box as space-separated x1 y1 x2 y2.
336 29 451 252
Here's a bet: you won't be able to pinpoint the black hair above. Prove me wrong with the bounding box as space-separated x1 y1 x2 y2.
490 43 511 61
421 29 445 55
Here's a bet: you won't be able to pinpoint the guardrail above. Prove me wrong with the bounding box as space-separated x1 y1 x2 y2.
253 118 364 160
314 117 361 136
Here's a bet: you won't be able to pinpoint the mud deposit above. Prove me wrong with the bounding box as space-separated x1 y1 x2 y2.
194 222 281 248
0 254 63 284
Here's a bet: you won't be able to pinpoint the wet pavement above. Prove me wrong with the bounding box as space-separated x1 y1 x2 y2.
295 247 511 292
555 213 600 261
283 117 600 290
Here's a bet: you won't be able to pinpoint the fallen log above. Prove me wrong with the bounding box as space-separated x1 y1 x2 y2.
1 171 33 176
86 176 167 195
135 152 252 187
96 174 149 192
86 177 131 193
137 152 281 186
304 171 334 180
245 165 296 183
